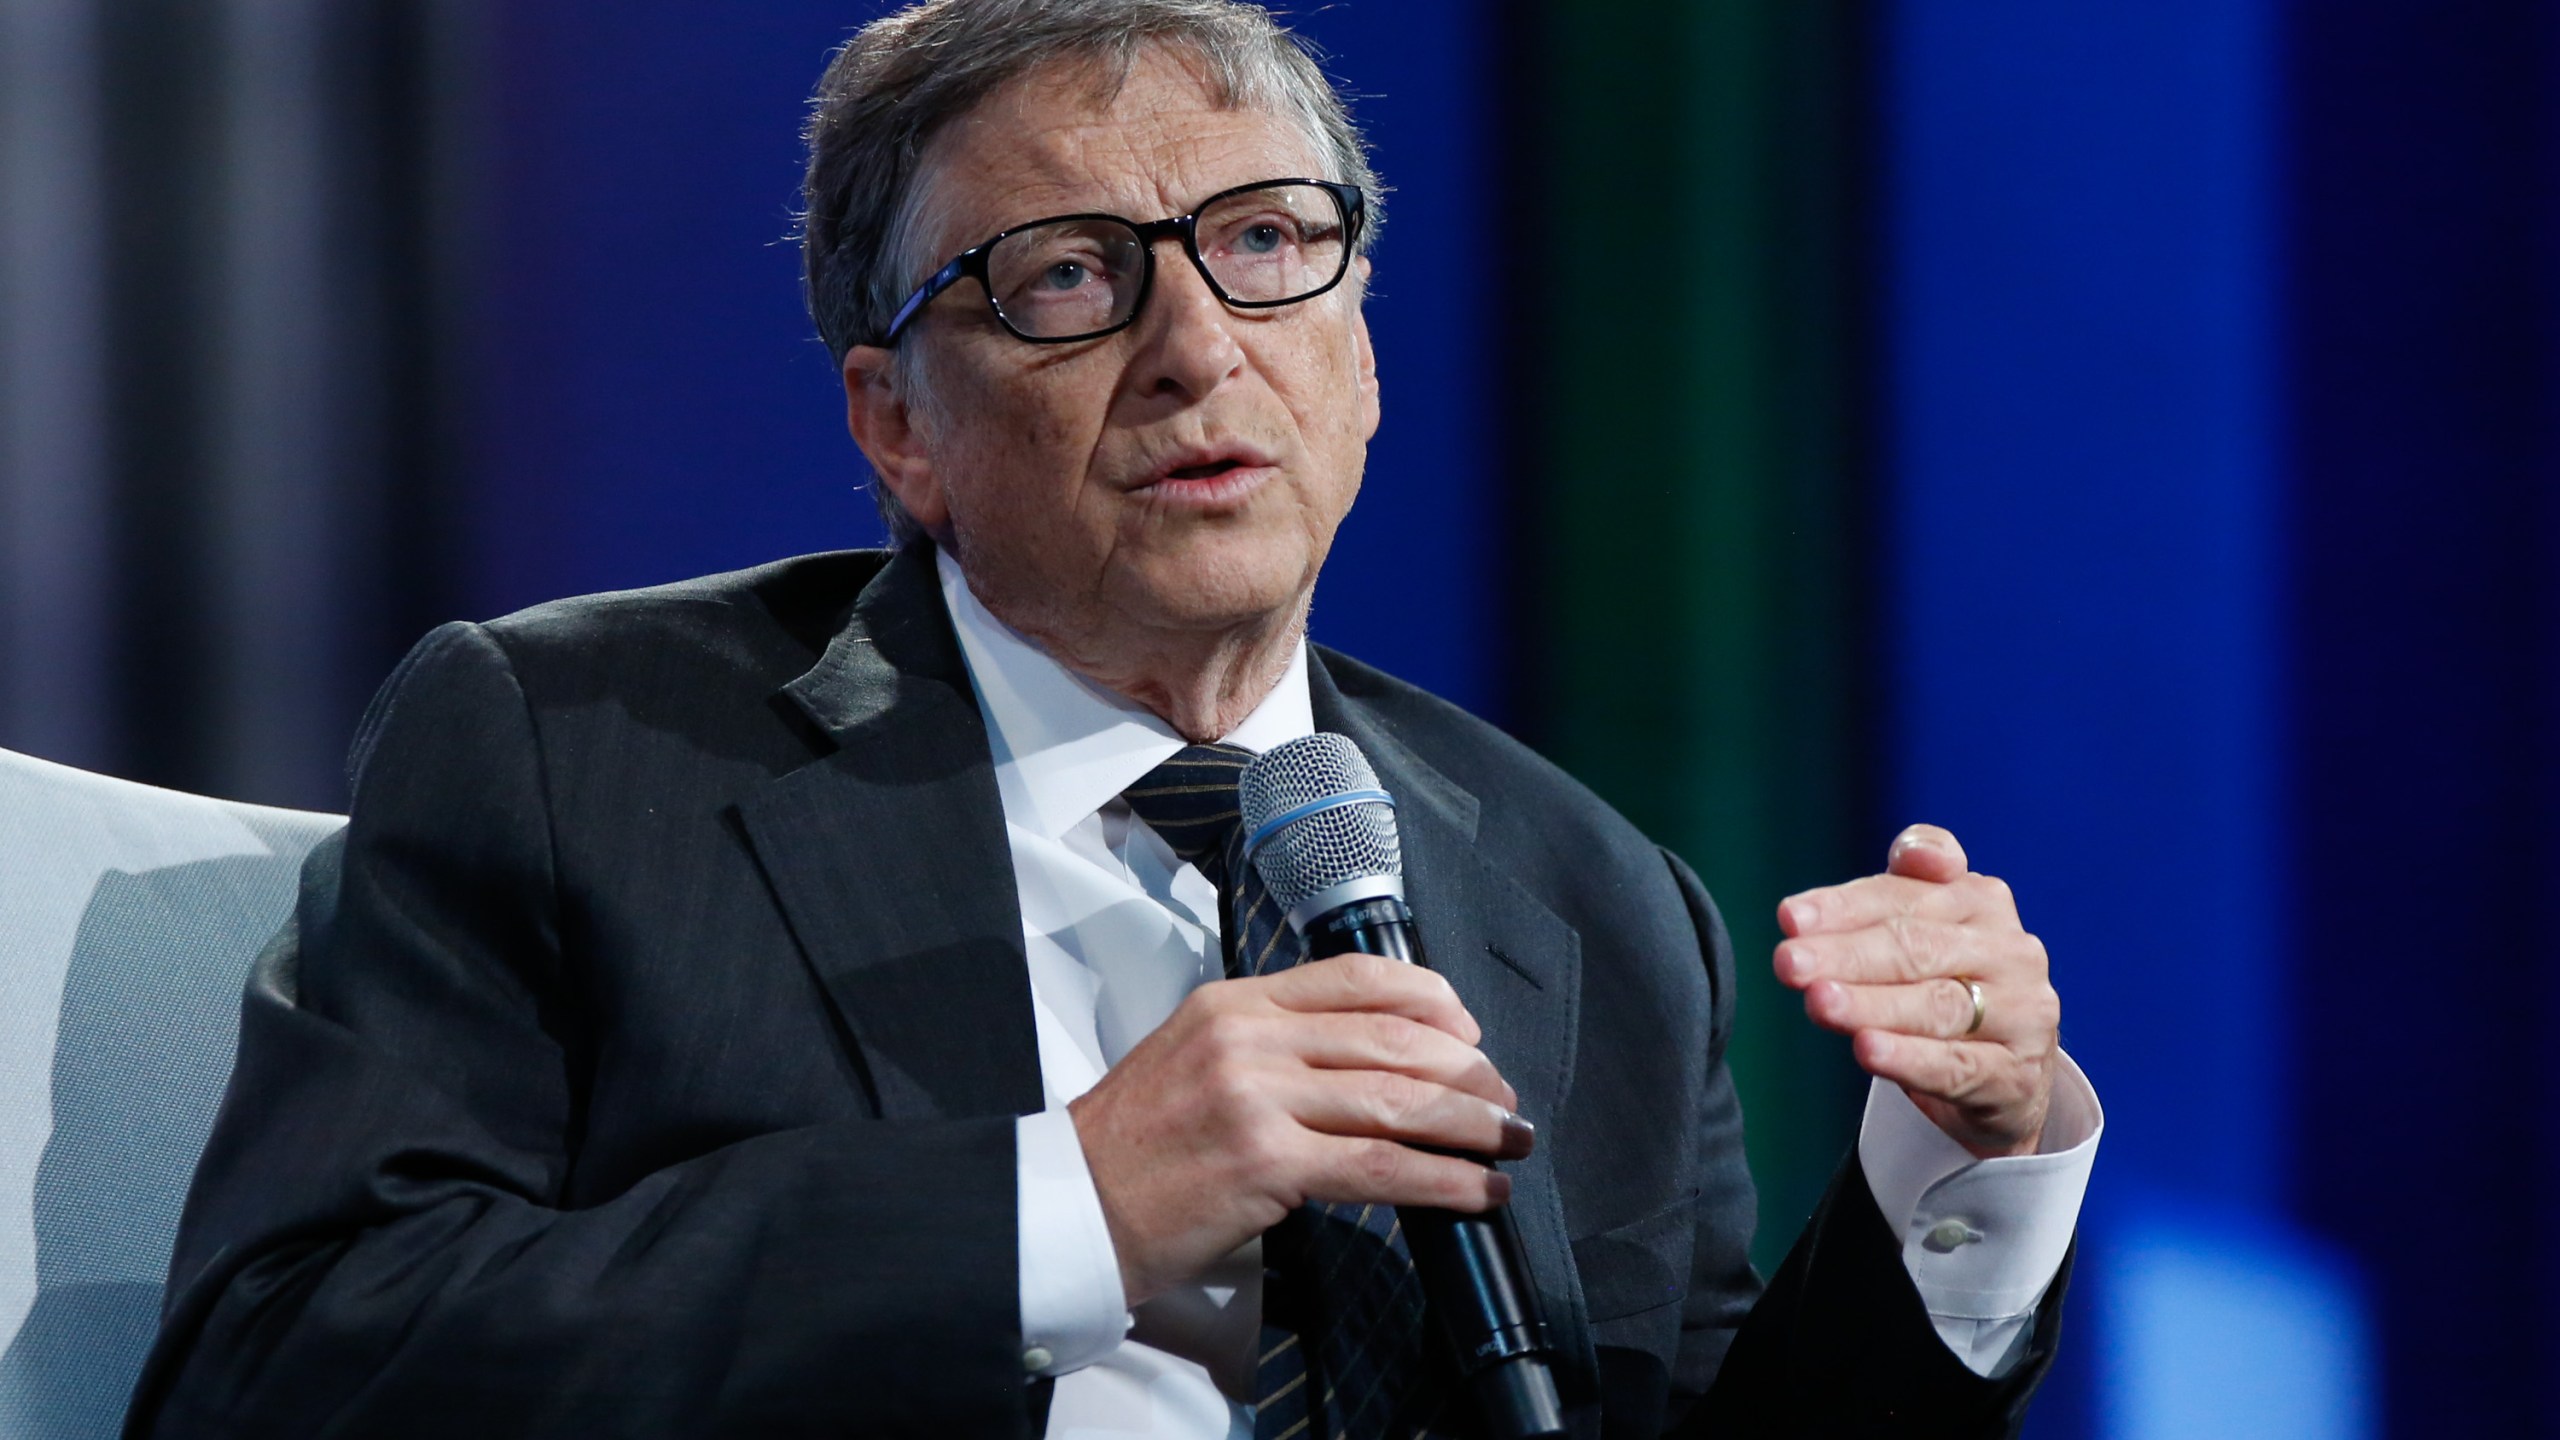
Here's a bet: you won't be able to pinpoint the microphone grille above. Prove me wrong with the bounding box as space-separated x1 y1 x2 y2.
1239 733 1402 911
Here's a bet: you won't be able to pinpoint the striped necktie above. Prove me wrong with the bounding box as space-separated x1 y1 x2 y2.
1122 745 1454 1440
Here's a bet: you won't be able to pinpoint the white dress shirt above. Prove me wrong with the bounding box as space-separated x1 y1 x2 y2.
934 552 2103 1438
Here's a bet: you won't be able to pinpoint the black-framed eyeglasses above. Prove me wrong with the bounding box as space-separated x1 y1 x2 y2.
878 178 1365 346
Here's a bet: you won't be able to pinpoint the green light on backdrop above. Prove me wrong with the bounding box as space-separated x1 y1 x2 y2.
1527 0 1875 1276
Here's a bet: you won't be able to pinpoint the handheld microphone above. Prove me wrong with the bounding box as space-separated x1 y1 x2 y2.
1239 734 1567 1440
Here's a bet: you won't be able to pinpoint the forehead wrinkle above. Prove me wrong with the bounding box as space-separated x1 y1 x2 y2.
915 51 1326 262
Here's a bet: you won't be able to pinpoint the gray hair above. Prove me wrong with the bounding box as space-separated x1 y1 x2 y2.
799 0 1383 543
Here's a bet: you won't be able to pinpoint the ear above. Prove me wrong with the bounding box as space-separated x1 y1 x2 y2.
1350 258 1381 443
842 344 950 533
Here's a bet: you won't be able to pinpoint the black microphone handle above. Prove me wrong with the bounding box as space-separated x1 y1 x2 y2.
1300 896 1568 1440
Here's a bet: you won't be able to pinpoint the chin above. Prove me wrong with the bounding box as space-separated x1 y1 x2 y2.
1114 545 1314 632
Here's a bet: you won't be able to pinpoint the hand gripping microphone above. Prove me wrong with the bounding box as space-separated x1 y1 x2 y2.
1239 733 1567 1440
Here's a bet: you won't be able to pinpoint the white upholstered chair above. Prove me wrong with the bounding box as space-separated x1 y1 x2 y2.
0 747 341 1435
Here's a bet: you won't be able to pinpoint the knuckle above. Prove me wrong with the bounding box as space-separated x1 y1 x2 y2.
1197 1021 1267 1089
1198 1009 1255 1062
1882 914 1913 953
1203 1055 1260 1117
1368 1070 1427 1129
1973 873 2015 911
1943 1044 1990 1098
1937 978 1976 1035
1399 965 1454 1010
1365 1013 1420 1065
1352 1138 1407 1192
1171 992 1220 1036
1344 951 1398 990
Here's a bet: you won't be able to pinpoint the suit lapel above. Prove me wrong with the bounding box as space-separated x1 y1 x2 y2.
736 544 1043 1123
1309 656 1601 1394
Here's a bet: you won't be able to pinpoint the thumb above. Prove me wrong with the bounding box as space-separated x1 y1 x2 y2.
1886 824 1968 883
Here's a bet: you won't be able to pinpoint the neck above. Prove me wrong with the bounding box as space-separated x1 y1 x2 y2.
979 586 1308 743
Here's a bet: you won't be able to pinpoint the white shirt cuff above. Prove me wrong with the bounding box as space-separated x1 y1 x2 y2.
1855 1049 2103 1375
1015 1109 1133 1377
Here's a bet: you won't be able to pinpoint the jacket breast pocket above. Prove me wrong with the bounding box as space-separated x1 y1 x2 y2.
1569 1189 1698 1359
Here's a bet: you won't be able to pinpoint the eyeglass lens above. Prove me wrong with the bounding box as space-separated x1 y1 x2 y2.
983 182 1350 340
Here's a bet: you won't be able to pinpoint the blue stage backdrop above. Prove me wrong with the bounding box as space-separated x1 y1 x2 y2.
1884 3 2560 1437
464 4 875 619
1879 5 2323 1435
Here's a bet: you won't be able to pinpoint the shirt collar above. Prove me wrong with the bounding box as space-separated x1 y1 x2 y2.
936 547 1314 840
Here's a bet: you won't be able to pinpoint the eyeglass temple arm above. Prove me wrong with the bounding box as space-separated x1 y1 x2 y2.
882 251 975 345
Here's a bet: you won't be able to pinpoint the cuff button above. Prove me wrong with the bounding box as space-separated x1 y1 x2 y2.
1922 1217 1985 1253
1023 1346 1054 1374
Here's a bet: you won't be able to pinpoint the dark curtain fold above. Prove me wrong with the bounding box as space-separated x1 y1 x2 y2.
0 0 473 812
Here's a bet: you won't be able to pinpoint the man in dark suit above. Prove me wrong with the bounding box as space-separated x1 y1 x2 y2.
132 2 2096 1435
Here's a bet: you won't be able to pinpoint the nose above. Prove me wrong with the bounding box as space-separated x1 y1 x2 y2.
1125 238 1244 402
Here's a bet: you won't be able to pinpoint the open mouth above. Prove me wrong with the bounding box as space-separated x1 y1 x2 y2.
1133 442 1278 502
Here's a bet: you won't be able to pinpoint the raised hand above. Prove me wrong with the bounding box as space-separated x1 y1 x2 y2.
1773 825 2059 1159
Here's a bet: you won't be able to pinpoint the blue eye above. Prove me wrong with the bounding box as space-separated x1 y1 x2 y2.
1239 224 1285 255
1041 261 1092 290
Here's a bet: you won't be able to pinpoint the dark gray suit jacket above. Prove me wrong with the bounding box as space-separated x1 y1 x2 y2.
128 543 2065 1437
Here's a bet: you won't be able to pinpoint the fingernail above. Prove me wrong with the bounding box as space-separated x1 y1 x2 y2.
1484 1170 1514 1205
1497 1108 1536 1160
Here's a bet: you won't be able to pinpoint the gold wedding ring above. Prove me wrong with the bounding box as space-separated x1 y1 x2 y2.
1959 977 1986 1037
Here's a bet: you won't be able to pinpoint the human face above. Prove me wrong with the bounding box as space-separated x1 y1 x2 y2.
844 48 1380 648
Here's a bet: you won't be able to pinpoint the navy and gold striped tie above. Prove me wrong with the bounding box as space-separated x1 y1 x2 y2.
1122 745 1453 1440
